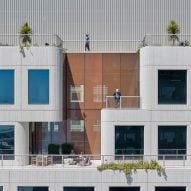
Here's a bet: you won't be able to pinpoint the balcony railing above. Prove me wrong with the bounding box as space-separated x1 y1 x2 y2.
0 34 63 48
0 153 190 168
115 149 144 155
105 96 140 109
143 34 191 47
158 149 186 160
62 40 142 53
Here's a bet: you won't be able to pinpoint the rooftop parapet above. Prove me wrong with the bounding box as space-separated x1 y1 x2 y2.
0 34 63 48
143 34 191 47
62 40 142 53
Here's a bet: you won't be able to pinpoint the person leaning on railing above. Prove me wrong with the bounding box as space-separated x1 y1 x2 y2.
113 89 121 107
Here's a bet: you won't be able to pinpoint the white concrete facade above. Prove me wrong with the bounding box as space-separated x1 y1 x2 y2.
101 47 191 166
0 46 63 122
0 168 190 191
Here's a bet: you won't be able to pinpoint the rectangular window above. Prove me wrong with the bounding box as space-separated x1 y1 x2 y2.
115 126 144 156
70 85 84 102
64 187 94 191
28 70 49 104
158 126 186 160
0 70 14 104
18 187 48 191
158 70 187 104
155 187 186 191
0 186 3 191
70 120 84 132
0 125 14 160
110 187 140 191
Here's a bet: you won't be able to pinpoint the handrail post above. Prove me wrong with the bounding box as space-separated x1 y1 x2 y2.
163 155 165 167
183 155 185 167
1 155 3 167
106 96 108 108
62 155 64 165
120 97 122 109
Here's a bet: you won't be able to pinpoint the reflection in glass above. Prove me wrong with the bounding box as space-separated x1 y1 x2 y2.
0 70 14 104
64 187 94 191
155 187 186 191
115 126 144 155
18 187 48 191
30 122 64 154
110 187 140 191
0 125 14 154
28 70 49 104
158 126 186 159
158 70 187 104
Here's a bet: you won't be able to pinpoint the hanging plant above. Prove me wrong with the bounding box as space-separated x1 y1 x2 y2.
97 160 165 176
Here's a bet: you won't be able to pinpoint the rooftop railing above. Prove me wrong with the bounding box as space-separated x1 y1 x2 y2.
0 153 190 168
143 34 191 47
62 40 142 53
105 96 140 109
0 34 63 48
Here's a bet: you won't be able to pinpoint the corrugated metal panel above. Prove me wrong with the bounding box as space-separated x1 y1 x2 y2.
0 0 191 52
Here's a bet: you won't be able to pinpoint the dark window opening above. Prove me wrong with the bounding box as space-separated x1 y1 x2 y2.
158 70 187 104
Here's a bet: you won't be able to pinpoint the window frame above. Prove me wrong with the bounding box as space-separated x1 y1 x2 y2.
28 69 49 105
158 70 187 104
0 69 14 105
70 85 84 103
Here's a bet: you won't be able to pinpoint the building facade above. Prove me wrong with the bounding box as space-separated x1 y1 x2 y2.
0 0 191 191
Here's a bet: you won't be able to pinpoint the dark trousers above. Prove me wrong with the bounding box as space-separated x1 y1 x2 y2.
85 42 90 51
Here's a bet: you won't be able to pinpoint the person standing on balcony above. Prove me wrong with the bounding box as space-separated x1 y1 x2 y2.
113 89 121 107
85 34 90 51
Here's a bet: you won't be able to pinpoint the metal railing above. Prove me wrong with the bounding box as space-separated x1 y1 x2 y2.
0 154 190 168
105 96 140 109
115 149 144 155
0 34 63 48
62 40 142 53
143 34 191 47
158 149 186 160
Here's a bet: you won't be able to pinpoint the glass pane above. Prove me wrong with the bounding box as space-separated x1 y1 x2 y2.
158 70 187 104
0 70 14 104
28 70 49 104
115 126 144 155
0 186 3 191
110 187 140 191
0 125 14 155
64 187 94 191
18 187 48 191
158 126 186 158
155 187 186 191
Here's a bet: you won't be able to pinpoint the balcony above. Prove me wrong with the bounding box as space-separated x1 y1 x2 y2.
105 96 140 109
0 154 190 168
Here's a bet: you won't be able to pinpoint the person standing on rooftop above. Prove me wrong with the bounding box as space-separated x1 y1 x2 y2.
85 34 90 51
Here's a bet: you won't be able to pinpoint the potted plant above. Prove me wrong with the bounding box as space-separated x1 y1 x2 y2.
48 144 60 154
61 143 74 154
19 22 32 47
166 20 180 46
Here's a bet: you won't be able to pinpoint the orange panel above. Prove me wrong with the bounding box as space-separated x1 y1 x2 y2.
85 53 103 109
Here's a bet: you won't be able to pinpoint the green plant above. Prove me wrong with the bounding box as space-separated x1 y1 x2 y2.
19 22 32 47
167 20 180 46
61 143 74 154
48 144 60 154
97 160 165 176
